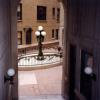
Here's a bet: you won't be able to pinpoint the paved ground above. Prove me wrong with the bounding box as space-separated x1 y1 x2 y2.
18 66 63 100
19 95 64 100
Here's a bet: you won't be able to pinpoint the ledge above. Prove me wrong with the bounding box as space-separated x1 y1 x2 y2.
18 40 59 49
18 62 62 71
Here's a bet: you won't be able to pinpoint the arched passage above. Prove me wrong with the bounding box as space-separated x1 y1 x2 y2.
16 1 66 99
0 0 67 99
0 0 100 100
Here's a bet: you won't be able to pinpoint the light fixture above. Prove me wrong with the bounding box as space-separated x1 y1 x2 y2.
4 68 15 84
35 31 40 36
41 31 46 36
7 68 15 77
38 26 43 31
84 66 93 75
84 66 96 81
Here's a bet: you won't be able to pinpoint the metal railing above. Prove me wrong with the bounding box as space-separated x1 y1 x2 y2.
18 53 63 66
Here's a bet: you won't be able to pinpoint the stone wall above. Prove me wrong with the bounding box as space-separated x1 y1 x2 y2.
63 0 100 100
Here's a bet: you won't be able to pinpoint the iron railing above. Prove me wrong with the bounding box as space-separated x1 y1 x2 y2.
18 53 63 66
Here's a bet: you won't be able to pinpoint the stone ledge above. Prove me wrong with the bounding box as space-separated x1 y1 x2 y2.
18 62 62 71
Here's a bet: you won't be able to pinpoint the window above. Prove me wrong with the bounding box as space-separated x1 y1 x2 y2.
57 8 60 22
55 29 59 40
52 29 55 38
18 31 22 45
37 6 46 20
52 29 59 39
17 3 22 20
52 8 55 18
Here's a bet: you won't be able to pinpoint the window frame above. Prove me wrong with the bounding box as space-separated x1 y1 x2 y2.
37 5 47 21
18 31 22 45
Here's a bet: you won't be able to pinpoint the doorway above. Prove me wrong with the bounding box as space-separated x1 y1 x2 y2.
69 44 76 100
17 0 64 99
26 29 32 44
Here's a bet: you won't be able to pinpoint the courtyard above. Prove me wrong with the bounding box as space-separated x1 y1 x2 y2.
18 65 63 100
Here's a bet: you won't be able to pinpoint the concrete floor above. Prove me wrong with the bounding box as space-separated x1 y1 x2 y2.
18 66 63 100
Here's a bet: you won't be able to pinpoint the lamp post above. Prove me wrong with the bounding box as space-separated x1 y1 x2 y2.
35 26 46 60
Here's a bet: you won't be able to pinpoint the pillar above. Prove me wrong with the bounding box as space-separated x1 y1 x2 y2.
0 0 18 99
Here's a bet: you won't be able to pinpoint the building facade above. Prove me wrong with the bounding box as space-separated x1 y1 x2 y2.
17 0 61 51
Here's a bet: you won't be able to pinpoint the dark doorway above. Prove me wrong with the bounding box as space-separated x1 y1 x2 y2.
80 50 92 100
26 28 32 44
69 44 76 100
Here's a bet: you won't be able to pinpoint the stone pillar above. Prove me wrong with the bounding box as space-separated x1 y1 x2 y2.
10 0 18 99
0 0 12 99
62 0 69 99
0 0 18 100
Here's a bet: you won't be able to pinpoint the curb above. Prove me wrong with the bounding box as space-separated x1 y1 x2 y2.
18 62 62 71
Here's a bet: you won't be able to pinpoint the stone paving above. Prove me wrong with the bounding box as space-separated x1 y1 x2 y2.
19 95 64 100
18 66 63 100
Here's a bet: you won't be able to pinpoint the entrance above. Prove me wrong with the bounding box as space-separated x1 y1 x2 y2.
69 44 76 100
17 0 64 99
26 28 32 44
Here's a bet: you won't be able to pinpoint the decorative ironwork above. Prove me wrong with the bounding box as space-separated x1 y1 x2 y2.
18 53 63 66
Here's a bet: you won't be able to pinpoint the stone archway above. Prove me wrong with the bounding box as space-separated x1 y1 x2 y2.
16 0 67 100
0 0 68 99
16 0 100 100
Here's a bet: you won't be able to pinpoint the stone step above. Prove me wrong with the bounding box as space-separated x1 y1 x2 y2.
19 95 64 100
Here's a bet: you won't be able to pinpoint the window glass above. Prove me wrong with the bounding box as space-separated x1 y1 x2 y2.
55 29 59 40
57 8 60 22
52 29 55 38
37 6 46 20
18 31 22 45
17 3 22 20
52 8 55 18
